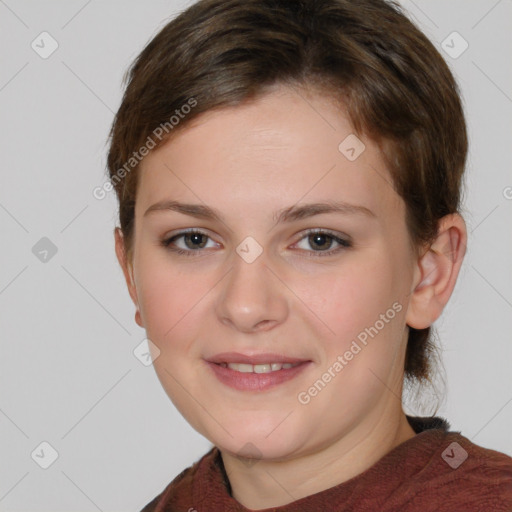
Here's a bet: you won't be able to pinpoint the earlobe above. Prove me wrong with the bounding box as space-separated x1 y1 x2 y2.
406 214 467 330
114 227 143 326
134 309 143 327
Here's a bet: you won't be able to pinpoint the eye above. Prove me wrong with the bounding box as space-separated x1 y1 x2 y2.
161 229 219 256
161 228 351 258
293 229 351 256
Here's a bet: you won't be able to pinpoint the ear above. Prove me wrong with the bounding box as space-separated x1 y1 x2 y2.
114 227 143 327
406 213 467 329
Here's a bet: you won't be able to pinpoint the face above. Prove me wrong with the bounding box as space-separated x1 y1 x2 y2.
122 85 419 460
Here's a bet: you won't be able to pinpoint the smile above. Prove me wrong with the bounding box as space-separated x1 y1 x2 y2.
206 359 311 391
218 362 302 373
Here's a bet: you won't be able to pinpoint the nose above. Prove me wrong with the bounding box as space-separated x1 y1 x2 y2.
215 248 289 333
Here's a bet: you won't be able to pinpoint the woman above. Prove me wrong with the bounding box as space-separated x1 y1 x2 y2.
107 0 512 509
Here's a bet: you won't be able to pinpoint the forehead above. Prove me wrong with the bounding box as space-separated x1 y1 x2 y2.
136 86 403 222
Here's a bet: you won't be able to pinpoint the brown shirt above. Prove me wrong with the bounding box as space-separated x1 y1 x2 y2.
141 416 512 511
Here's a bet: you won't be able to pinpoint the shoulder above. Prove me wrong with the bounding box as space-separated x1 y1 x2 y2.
441 431 512 482
409 430 512 511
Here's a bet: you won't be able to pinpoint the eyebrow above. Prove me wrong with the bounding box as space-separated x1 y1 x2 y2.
143 199 376 224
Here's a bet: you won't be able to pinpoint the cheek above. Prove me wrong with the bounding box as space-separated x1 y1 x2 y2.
304 256 409 398
302 270 407 417
135 254 208 348
135 260 211 422
311 261 398 338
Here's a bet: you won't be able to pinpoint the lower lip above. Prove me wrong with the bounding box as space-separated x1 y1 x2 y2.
205 361 311 391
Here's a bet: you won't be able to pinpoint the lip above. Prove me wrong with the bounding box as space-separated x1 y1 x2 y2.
206 352 310 365
204 352 312 391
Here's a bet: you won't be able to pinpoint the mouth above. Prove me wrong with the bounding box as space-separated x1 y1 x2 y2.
205 352 312 391
216 361 302 373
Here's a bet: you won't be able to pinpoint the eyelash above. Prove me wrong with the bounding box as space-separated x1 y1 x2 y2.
161 228 352 258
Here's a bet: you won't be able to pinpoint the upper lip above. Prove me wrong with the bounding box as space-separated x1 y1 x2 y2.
206 352 310 365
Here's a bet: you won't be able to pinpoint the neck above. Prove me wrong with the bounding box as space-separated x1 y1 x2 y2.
220 410 416 510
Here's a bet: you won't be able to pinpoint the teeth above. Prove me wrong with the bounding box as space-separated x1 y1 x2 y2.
254 364 271 374
225 362 300 373
232 363 253 373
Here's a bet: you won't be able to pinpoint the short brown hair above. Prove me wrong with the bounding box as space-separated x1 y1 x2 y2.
106 0 468 390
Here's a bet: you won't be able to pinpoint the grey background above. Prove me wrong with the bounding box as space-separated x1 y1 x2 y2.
1 0 511 510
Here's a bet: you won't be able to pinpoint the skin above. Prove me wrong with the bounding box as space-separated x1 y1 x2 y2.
115 84 467 509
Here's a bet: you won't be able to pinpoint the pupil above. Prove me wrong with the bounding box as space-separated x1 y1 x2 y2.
186 233 206 249
310 234 331 250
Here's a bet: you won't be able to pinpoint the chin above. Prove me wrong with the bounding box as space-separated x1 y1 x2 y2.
219 436 301 463
208 418 306 462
